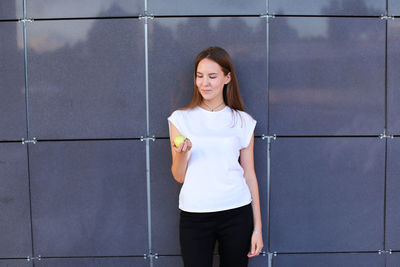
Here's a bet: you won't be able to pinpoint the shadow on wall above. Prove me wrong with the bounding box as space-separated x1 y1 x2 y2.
1 0 387 138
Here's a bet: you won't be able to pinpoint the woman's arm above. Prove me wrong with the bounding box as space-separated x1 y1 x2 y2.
240 134 264 257
169 122 192 183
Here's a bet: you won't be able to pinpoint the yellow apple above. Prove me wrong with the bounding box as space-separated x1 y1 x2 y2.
174 135 186 148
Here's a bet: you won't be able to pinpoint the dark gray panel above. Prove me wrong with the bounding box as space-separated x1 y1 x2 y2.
0 144 32 258
249 254 268 267
387 252 400 267
269 17 385 135
149 17 268 137
388 20 400 134
154 255 219 267
30 141 148 256
150 139 181 254
386 138 400 249
269 0 385 15
27 19 146 139
151 138 268 254
153 256 183 267
272 253 384 267
0 0 23 19
148 0 266 15
0 22 26 140
389 0 400 15
35 257 148 267
270 138 385 252
0 259 32 267
27 0 144 18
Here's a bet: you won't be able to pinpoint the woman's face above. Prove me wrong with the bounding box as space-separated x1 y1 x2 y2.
196 58 231 103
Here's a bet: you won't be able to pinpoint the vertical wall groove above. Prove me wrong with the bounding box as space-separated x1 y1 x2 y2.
143 0 154 266
383 0 389 254
383 138 388 253
22 0 36 265
385 0 389 133
266 137 272 254
266 20 271 137
22 0 29 139
265 13 272 259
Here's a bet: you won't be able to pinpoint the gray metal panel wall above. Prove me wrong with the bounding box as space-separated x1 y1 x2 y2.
0 0 398 266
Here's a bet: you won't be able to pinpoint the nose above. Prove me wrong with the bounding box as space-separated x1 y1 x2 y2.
201 77 211 87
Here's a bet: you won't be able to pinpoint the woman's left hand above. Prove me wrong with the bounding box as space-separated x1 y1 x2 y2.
247 231 264 258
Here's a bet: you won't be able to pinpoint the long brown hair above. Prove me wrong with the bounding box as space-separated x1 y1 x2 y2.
182 47 245 111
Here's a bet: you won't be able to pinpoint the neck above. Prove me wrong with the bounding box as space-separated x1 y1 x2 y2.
202 99 226 112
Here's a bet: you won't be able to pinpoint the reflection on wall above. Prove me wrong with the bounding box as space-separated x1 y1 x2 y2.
27 6 146 139
388 20 400 133
269 16 385 135
148 17 268 136
27 0 143 18
271 0 385 15
0 0 22 19
0 0 26 139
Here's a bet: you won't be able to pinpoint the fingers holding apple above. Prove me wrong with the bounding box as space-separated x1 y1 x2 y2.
183 138 192 152
172 135 192 153
174 135 186 147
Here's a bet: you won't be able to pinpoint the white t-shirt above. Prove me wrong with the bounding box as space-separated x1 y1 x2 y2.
168 105 256 212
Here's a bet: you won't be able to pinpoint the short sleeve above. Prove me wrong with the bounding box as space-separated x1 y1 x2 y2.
168 110 183 134
240 112 257 149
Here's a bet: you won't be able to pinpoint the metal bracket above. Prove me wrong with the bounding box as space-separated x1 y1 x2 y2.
27 255 41 261
262 134 277 141
19 18 34 23
378 249 392 255
139 15 155 20
144 253 159 259
380 15 395 20
260 14 275 19
379 130 394 139
22 137 37 145
139 15 154 25
140 136 156 142
259 251 268 256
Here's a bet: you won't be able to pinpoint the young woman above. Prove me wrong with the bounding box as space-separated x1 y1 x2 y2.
168 46 263 267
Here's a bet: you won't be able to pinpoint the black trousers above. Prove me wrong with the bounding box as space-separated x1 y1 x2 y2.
179 203 253 267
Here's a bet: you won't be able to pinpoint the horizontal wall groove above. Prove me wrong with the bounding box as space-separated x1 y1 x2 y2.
0 137 148 143
0 19 20 22
272 250 389 255
0 140 28 143
2 135 395 143
150 14 266 18
23 255 150 259
24 16 141 21
271 14 390 18
0 257 30 260
8 14 395 22
271 135 384 138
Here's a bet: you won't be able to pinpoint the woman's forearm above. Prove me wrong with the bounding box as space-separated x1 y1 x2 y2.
245 175 262 231
171 152 191 183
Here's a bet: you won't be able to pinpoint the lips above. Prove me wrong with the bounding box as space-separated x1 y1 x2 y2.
201 89 212 93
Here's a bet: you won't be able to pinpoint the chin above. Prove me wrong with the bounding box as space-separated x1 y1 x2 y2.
202 96 215 101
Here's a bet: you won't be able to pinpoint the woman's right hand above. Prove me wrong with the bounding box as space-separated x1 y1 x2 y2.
171 138 192 154
169 122 191 183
